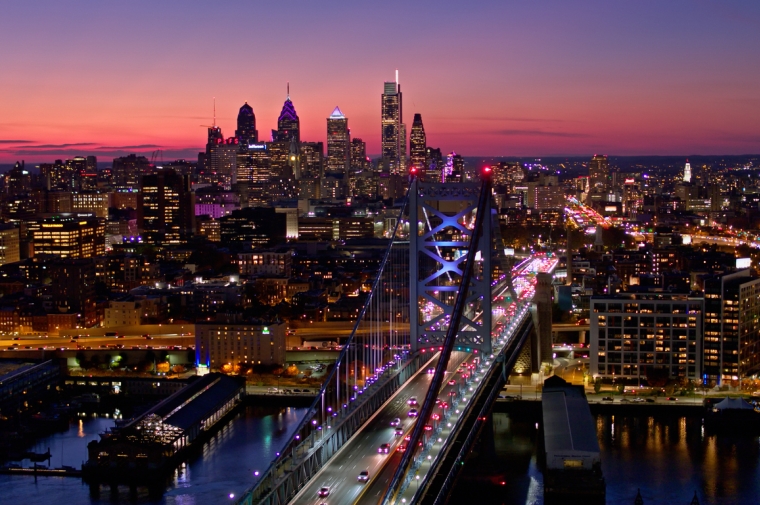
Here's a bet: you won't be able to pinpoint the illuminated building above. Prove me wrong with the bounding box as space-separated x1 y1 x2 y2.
703 270 760 384
237 250 292 277
683 160 692 183
409 114 426 178
274 87 299 143
425 147 443 183
196 320 286 368
588 154 610 192
237 143 271 206
72 192 109 218
381 75 404 175
30 215 105 259
138 169 195 245
590 292 703 382
0 224 20 265
326 106 350 174
112 154 151 190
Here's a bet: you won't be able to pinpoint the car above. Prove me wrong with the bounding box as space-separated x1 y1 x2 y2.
293 389 302 393
666 397 678 401
318 486 330 497
378 443 390 454
645 398 655 403
448 379 456 386
408 408 418 417
358 470 369 482
407 397 418 406
267 387 280 394
394 428 404 436
427 368 435 374
397 444 407 453
602 397 614 401
424 424 433 431
390 417 401 427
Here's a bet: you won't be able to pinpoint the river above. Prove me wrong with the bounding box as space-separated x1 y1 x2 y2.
0 405 306 505
450 410 760 505
5 406 760 504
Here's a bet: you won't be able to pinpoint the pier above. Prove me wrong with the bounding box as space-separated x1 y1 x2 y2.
83 372 244 486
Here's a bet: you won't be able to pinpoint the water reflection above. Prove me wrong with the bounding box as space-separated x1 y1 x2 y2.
0 405 306 505
450 411 760 505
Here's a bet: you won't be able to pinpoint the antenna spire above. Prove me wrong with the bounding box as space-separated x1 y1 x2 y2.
213 97 216 127
395 69 399 85
287 82 290 99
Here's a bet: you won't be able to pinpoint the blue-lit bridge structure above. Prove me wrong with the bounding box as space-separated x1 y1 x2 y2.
237 170 557 505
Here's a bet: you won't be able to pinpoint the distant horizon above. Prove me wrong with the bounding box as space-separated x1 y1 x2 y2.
2 152 759 173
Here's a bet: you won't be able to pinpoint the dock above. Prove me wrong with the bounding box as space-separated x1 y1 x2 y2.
83 372 245 486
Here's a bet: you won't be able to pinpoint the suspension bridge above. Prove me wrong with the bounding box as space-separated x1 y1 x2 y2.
237 168 557 505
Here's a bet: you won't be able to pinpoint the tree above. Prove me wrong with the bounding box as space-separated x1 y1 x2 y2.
593 378 602 394
119 352 129 368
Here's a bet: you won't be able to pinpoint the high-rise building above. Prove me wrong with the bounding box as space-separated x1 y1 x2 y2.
30 215 105 259
235 102 258 144
274 88 300 144
0 224 20 266
683 160 692 183
138 169 195 244
326 106 350 175
112 154 151 190
588 154 610 192
703 270 760 384
236 143 271 206
409 113 426 178
351 138 367 170
590 292 704 382
425 147 444 183
381 77 403 175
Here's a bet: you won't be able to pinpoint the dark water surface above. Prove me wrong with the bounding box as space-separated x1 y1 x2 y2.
450 411 760 505
0 405 306 505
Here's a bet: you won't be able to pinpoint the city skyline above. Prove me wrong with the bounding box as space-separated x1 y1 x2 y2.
2 1 760 163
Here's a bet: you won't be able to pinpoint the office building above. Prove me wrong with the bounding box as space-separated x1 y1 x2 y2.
0 224 20 265
235 102 258 144
381 78 404 175
590 292 704 382
703 270 760 384
274 88 299 143
112 154 151 190
326 106 350 174
47 258 98 327
409 113 426 178
588 154 610 192
138 169 195 245
31 215 105 259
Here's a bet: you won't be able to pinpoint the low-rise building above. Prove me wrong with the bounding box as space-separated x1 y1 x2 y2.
196 320 286 368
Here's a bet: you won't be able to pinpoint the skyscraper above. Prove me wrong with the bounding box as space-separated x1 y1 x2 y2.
275 86 300 144
326 106 350 174
588 154 610 191
235 102 258 143
381 75 403 175
138 169 195 244
683 160 692 183
409 113 426 178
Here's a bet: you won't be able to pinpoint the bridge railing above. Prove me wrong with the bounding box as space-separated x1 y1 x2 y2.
419 315 534 505
236 181 413 505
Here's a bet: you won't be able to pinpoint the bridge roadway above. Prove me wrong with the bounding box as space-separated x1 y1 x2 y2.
289 258 553 504
289 351 470 505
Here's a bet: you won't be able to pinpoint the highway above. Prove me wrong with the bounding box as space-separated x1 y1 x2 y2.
290 351 469 505
291 254 557 504
0 333 195 353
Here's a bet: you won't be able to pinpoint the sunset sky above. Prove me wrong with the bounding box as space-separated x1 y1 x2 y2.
1 0 760 163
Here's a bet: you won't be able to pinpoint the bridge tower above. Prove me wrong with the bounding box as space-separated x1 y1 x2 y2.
409 178 493 354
